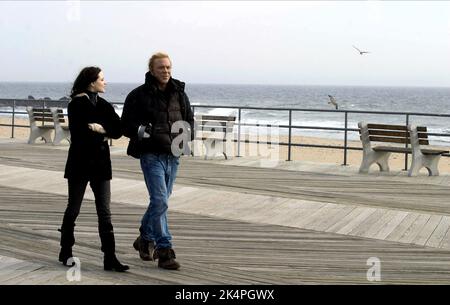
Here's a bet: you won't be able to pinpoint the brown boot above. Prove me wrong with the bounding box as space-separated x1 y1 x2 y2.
133 236 157 261
156 248 180 270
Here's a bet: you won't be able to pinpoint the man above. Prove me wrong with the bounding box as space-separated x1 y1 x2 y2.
121 52 194 270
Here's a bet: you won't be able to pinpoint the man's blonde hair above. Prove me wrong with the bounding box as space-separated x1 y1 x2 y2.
148 52 171 72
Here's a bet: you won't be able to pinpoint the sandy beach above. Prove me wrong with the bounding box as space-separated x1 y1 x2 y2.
2 116 450 174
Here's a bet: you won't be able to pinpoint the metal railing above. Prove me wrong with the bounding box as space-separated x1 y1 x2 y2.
2 98 450 170
191 104 450 170
0 99 67 139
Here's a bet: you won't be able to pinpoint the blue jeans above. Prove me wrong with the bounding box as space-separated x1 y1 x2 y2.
139 153 179 249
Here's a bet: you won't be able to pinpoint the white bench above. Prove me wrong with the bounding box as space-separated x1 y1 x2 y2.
50 107 70 145
358 122 448 176
26 107 55 144
193 114 236 159
26 107 70 145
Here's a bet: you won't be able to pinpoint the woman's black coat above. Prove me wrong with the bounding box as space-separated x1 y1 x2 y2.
64 94 122 180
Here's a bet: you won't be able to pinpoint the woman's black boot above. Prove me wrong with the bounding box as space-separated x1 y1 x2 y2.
58 247 75 266
58 225 75 266
104 254 129 272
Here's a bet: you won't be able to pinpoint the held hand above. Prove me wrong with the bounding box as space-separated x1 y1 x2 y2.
88 123 106 134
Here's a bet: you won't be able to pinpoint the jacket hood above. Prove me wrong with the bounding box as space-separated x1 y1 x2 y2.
144 71 185 93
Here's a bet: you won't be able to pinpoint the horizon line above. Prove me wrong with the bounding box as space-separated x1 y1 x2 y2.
0 81 450 89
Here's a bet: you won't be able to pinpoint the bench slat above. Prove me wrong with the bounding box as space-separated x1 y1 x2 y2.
33 113 64 122
34 126 55 130
34 118 56 123
33 108 63 113
367 124 427 132
197 122 229 127
198 125 233 130
368 136 429 145
195 115 236 122
32 108 52 113
33 113 53 118
366 130 428 139
33 118 65 123
422 149 449 155
32 108 65 123
373 146 448 155
197 137 228 141
373 146 411 153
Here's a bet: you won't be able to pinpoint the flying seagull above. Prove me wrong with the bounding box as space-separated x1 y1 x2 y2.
328 95 338 110
353 45 370 55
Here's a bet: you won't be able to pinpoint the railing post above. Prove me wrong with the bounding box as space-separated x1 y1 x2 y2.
192 106 195 156
11 100 16 138
343 111 348 166
237 108 242 157
404 114 409 171
287 110 292 161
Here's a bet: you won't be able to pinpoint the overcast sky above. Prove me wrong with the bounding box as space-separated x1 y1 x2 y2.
1 1 449 86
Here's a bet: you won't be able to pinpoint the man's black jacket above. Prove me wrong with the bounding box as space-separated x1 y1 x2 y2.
121 72 194 158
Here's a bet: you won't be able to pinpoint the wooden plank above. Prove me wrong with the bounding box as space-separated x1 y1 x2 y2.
371 211 409 240
437 219 450 250
368 130 409 137
371 137 406 146
367 130 429 139
385 213 421 244
220 194 286 223
264 198 311 224
0 256 25 271
367 124 408 130
350 209 393 237
413 215 443 246
0 261 43 283
238 196 293 223
305 205 354 231
425 216 450 248
195 115 236 121
295 203 338 229
373 146 411 153
283 202 326 228
367 124 426 132
276 200 326 227
325 207 371 233
398 214 431 244
303 203 350 230
422 149 449 155
335 207 377 235
370 136 430 145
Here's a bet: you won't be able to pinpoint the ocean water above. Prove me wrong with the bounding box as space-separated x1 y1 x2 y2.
1 82 450 144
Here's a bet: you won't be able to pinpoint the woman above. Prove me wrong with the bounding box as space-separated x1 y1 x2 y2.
58 66 128 272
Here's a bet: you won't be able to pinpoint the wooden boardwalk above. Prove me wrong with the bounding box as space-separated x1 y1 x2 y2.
2 140 450 284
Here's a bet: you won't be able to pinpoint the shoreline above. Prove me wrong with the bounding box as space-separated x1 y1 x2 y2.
2 116 450 174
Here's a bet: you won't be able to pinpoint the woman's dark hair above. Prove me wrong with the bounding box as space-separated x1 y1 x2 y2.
70 66 102 98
